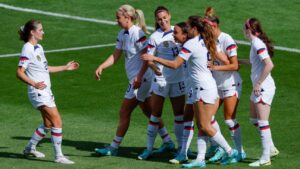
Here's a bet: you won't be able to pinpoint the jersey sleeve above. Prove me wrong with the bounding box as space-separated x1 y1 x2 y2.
115 31 123 50
254 40 269 61
179 42 192 61
147 36 156 55
135 30 147 51
224 35 237 57
18 45 32 69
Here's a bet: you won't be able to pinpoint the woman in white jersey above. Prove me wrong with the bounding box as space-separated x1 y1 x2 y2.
203 7 246 163
94 4 172 156
244 18 278 167
17 19 79 164
169 22 196 164
137 6 186 160
142 16 238 168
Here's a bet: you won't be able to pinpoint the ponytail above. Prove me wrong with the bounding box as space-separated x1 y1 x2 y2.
135 9 149 34
188 16 218 61
204 6 220 25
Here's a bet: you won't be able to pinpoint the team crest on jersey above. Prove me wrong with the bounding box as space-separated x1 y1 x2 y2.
163 41 169 48
36 55 41 61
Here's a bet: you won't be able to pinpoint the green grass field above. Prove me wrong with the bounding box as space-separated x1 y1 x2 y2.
1 0 300 169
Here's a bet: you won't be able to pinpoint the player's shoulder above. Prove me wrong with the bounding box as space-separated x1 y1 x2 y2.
252 37 266 49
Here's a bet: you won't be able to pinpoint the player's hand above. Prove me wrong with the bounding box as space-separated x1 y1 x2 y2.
66 61 80 70
95 66 103 80
133 76 142 89
33 81 47 90
253 82 262 96
207 61 214 70
142 54 155 62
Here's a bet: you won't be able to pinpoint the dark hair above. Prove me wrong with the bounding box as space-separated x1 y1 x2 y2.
245 18 274 57
18 19 41 43
188 15 217 61
154 6 169 30
204 7 220 25
175 22 189 34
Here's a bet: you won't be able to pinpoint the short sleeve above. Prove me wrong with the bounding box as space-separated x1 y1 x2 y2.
147 37 156 55
225 36 237 57
254 40 269 61
179 43 192 61
135 30 147 51
18 46 32 69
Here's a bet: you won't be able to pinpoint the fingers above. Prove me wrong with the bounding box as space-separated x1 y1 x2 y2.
35 81 47 89
95 68 102 80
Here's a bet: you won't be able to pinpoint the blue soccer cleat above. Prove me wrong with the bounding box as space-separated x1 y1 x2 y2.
169 153 188 164
152 141 175 154
208 147 225 162
220 149 239 165
95 146 118 156
138 149 152 160
182 160 206 168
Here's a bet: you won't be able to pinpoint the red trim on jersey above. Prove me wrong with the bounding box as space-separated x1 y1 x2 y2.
226 44 237 51
19 56 29 61
136 36 147 43
257 48 265 54
211 119 216 125
181 47 191 53
147 44 155 49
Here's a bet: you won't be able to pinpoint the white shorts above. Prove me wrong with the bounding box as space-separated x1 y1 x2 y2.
218 87 242 100
250 87 275 105
124 78 152 102
192 87 219 104
28 89 56 109
152 80 186 98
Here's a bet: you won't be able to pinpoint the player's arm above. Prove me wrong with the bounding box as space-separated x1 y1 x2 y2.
209 55 239 71
254 57 274 96
142 54 185 69
95 48 122 80
48 60 79 73
16 66 46 89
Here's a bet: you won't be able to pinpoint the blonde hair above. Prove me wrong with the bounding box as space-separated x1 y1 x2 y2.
118 4 149 34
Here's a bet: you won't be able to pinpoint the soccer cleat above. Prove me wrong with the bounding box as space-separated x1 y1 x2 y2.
54 156 75 164
23 148 45 158
152 141 175 154
95 146 118 156
270 147 279 158
249 159 271 167
205 145 218 159
138 149 152 160
228 151 246 163
208 147 225 162
182 160 206 168
169 153 188 164
220 149 239 165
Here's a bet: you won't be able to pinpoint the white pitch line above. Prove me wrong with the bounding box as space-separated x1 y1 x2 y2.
1 3 300 54
0 43 115 58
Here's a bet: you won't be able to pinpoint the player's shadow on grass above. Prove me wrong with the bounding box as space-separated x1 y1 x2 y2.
11 136 183 163
0 152 53 163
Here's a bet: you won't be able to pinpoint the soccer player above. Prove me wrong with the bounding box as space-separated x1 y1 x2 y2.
17 19 79 164
94 4 172 156
204 7 246 162
244 18 279 167
168 22 196 164
142 16 238 168
137 6 185 160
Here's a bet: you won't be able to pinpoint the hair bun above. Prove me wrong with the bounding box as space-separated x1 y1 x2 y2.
205 7 215 17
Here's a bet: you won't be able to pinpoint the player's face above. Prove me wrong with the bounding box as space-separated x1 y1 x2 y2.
31 24 44 41
155 11 171 31
243 25 251 40
173 25 187 43
116 11 128 28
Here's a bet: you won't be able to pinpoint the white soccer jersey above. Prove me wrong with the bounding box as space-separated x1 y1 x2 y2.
18 42 52 94
147 27 184 83
250 37 275 89
212 32 242 90
116 25 152 82
179 35 217 90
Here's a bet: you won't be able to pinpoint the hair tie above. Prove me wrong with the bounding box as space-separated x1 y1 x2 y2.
20 25 25 32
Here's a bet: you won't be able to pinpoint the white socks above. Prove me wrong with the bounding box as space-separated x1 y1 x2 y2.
111 136 123 149
51 127 63 157
258 120 271 161
26 124 49 150
174 115 184 148
180 121 194 155
147 115 159 151
225 119 243 153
